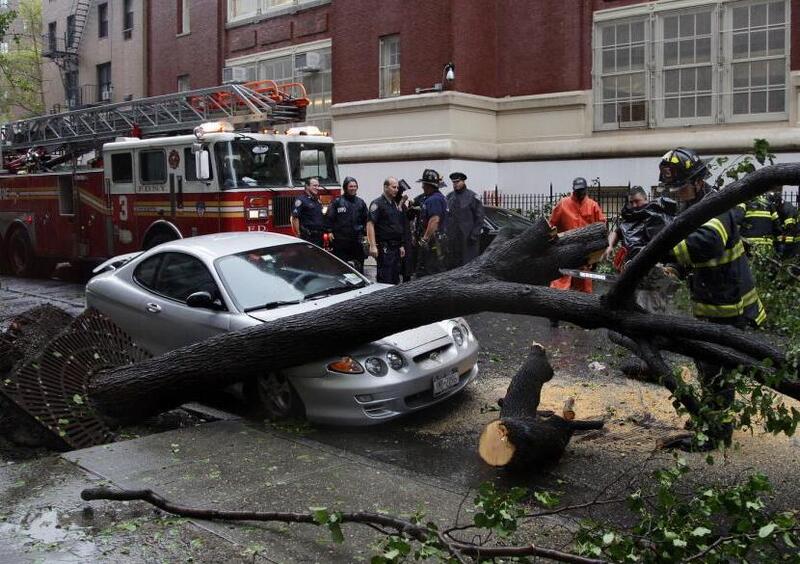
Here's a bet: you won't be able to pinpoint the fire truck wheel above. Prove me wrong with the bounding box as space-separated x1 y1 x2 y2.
7 229 36 277
244 372 305 421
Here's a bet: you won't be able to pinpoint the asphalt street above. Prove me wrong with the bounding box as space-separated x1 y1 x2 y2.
1 273 799 562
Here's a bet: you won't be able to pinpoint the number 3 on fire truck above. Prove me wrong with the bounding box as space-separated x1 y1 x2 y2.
118 195 128 222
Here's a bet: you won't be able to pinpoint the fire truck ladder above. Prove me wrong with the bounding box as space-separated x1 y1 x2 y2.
0 82 309 157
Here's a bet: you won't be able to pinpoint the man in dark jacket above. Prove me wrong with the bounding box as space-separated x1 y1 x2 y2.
768 189 800 259
659 147 766 450
415 169 448 278
445 172 485 269
735 195 778 250
326 176 368 273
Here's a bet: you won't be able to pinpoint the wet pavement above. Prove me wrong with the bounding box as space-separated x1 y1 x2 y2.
1 275 799 562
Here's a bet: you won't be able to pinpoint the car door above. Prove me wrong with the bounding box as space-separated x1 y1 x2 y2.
129 251 233 355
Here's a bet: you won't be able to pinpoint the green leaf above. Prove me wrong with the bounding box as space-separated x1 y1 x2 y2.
309 507 329 525
72 394 84 405
758 523 777 538
673 538 687 548
602 532 615 545
691 527 711 537
328 522 344 544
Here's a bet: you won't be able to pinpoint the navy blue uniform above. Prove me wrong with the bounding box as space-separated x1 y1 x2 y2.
416 190 448 278
368 195 405 284
326 194 368 272
292 194 325 246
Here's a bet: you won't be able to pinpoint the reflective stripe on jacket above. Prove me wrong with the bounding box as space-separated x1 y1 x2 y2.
735 200 778 246
673 206 766 326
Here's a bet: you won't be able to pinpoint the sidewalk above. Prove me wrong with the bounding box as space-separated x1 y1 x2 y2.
1 419 476 563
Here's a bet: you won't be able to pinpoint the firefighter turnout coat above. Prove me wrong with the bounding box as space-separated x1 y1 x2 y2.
735 197 778 247
775 200 800 258
672 197 766 327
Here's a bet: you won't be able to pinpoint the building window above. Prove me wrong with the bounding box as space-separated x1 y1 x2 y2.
594 0 788 130
177 0 190 34
227 44 333 132
229 0 258 21
66 70 79 108
228 0 322 23
97 62 112 102
66 15 76 48
48 21 57 52
123 0 134 36
0 42 8 54
98 3 108 38
177 74 190 92
379 35 401 98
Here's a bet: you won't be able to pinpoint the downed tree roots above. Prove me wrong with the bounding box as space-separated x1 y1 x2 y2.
80 487 606 564
479 343 604 468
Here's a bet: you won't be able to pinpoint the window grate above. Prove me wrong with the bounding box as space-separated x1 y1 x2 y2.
272 195 295 227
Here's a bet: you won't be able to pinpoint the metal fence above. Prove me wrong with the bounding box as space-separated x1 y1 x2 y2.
483 188 800 223
482 189 630 222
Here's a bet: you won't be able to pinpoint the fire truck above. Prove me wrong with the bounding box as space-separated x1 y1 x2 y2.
0 81 340 276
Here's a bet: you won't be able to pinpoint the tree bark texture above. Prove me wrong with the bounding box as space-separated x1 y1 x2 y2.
479 343 604 467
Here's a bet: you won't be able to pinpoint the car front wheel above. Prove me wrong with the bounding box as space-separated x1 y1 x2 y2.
244 372 305 421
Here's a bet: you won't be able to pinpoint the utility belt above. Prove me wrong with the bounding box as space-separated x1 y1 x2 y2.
378 239 404 249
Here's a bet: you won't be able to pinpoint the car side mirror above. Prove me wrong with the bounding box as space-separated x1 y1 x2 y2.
195 149 211 180
186 291 221 310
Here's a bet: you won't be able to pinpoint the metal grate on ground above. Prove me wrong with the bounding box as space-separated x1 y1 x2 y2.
1 308 152 450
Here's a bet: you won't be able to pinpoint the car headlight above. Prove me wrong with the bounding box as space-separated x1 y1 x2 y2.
452 327 465 346
386 350 404 370
364 357 388 376
327 356 364 374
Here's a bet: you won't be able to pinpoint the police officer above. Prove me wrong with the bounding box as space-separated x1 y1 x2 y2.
367 177 405 284
415 169 448 277
291 177 325 246
326 176 368 273
445 172 485 269
659 147 766 450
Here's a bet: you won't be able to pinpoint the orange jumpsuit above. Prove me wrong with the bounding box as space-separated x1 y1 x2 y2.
549 194 606 293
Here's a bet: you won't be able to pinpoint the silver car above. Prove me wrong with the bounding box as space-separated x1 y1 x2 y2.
85 232 479 425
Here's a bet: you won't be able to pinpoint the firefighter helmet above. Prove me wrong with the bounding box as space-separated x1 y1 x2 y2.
658 147 710 191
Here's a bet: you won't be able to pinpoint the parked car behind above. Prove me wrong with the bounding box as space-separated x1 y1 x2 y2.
479 206 535 252
86 232 479 425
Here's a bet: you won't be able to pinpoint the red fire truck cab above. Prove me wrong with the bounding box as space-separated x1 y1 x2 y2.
0 124 340 276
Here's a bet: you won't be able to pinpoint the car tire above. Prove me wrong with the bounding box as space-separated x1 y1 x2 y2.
244 372 305 421
7 229 37 277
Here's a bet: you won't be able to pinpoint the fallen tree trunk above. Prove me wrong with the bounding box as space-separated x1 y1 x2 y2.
479 343 604 468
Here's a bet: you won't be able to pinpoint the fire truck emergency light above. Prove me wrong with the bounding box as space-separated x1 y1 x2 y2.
286 126 325 136
193 121 235 139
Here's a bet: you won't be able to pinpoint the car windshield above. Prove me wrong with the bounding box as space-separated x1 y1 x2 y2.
215 140 288 189
287 141 338 187
485 207 533 230
215 242 367 312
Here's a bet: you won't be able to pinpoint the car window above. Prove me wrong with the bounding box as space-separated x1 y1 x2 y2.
145 252 222 304
484 207 533 230
215 242 367 312
133 254 162 289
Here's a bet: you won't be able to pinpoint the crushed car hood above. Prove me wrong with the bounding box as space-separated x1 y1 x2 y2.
246 283 450 350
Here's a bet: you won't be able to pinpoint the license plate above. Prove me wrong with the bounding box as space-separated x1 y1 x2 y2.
432 368 460 397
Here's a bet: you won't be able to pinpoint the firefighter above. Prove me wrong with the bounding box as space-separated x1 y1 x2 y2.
415 169 449 278
445 172 485 269
291 177 325 246
326 176 368 273
367 177 406 284
768 188 800 259
659 147 766 450
735 195 778 251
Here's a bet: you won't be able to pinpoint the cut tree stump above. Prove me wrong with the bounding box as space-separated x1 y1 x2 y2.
479 343 604 468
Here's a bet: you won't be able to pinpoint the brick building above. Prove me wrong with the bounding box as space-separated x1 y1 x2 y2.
145 0 800 201
41 0 146 112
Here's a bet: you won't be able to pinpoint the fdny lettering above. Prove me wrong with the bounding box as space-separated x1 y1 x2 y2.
0 187 11 200
337 206 347 213
247 225 268 232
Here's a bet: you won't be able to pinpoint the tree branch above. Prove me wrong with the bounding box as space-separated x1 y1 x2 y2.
81 487 606 564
